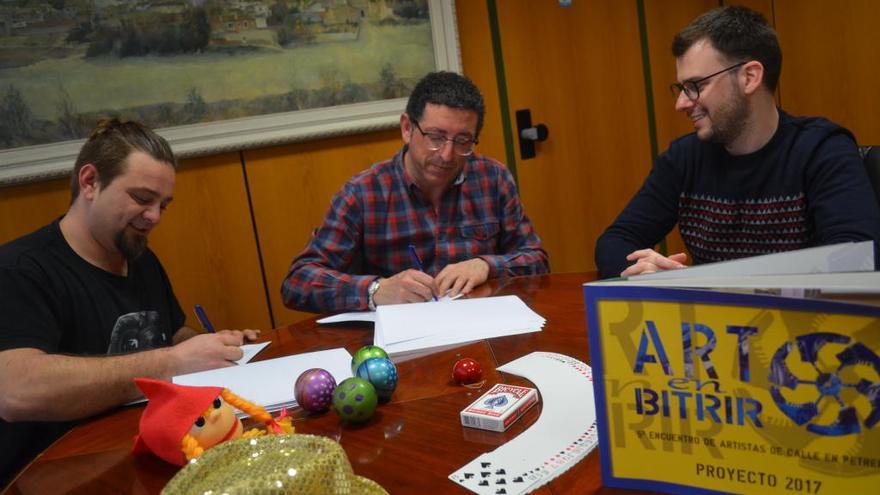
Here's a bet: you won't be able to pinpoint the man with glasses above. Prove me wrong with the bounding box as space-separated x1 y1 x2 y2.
282 71 549 312
595 6 880 278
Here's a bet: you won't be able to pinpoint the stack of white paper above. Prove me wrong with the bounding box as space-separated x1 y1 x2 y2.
590 241 879 299
173 347 353 417
374 295 546 356
591 270 880 292
626 240 874 281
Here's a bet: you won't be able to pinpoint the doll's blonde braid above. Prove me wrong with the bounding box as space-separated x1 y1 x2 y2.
221 389 294 434
222 389 272 423
181 433 205 461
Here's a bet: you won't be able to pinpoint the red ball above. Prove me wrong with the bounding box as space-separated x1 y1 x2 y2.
452 358 482 384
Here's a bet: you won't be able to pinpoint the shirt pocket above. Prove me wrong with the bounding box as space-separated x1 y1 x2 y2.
459 222 500 241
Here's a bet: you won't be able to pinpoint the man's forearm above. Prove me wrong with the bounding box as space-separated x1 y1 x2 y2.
0 347 179 422
481 249 549 277
595 230 640 279
172 326 200 344
283 261 373 312
171 326 199 345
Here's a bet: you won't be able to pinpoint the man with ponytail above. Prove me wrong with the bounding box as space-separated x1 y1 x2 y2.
0 119 258 487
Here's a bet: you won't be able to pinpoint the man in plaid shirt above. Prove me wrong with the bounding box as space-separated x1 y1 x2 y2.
282 72 549 313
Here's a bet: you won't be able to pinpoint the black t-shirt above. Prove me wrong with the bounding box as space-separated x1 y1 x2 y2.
0 219 185 487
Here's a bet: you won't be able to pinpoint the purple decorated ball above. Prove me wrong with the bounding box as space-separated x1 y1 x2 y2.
295 368 337 413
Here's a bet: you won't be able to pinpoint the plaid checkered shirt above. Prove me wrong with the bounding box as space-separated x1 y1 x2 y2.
281 147 549 312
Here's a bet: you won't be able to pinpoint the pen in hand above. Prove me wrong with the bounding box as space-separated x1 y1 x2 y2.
408 244 438 301
194 304 243 366
194 304 215 333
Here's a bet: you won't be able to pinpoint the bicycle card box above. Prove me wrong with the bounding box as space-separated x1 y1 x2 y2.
461 383 539 432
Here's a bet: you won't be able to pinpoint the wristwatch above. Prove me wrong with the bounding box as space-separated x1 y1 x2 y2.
367 278 381 311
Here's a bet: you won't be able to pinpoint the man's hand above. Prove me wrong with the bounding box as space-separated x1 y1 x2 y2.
217 329 261 341
434 258 490 298
169 332 246 375
174 327 260 344
373 269 436 306
621 249 688 277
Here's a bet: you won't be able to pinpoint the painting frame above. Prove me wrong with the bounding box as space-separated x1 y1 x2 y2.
0 0 461 187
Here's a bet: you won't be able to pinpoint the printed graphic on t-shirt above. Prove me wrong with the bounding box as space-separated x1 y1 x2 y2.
107 311 168 354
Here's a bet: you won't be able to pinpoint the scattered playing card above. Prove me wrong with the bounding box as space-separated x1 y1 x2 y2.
451 455 518 495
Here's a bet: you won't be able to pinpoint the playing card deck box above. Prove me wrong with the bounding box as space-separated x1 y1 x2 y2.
460 384 539 432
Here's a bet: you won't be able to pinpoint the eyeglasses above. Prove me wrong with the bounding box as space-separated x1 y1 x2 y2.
412 120 478 156
669 61 747 101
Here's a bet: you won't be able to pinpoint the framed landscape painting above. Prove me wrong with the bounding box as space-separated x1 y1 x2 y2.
0 0 461 185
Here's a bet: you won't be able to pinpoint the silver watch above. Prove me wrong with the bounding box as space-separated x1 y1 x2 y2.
367 279 381 311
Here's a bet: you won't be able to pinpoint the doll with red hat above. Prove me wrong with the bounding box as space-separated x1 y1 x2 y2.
133 378 294 465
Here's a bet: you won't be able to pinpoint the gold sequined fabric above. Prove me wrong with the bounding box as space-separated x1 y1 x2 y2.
162 434 388 495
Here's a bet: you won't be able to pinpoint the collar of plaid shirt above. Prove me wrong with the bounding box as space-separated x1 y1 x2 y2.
399 145 469 195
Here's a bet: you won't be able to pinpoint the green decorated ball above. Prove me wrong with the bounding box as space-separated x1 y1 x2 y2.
332 377 378 424
351 345 389 374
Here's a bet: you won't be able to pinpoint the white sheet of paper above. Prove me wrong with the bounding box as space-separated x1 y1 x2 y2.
173 347 353 415
373 295 545 357
236 342 270 365
125 341 272 406
316 312 376 324
376 295 545 346
315 293 464 325
443 292 465 302
376 326 542 355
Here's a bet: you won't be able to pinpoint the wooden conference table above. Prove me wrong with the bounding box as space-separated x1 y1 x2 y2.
7 272 639 494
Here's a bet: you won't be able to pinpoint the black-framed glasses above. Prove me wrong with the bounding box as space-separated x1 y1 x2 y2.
412 120 478 156
669 61 747 101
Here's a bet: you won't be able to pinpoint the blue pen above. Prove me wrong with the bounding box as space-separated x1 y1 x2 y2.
407 244 438 301
194 304 215 333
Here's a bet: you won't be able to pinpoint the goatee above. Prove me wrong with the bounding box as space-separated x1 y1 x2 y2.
114 229 147 262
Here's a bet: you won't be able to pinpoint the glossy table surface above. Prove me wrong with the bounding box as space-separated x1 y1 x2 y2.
6 273 641 494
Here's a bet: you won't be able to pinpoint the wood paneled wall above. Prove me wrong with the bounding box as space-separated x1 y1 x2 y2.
0 178 70 243
490 1 654 273
645 0 721 150
2 0 877 328
775 0 880 144
147 153 271 331
454 0 506 168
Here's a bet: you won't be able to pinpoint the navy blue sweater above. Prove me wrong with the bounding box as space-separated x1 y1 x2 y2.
595 110 880 278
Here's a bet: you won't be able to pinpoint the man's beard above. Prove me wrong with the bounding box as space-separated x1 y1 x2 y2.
114 228 147 262
705 89 749 146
